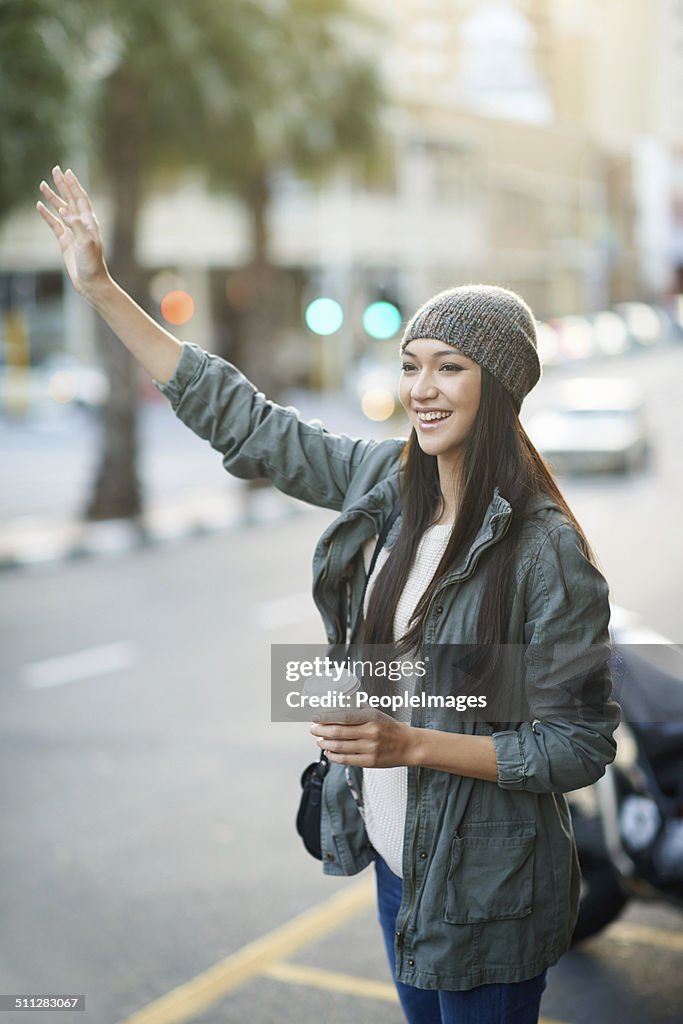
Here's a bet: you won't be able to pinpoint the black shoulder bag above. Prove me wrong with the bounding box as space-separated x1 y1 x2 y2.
295 504 401 859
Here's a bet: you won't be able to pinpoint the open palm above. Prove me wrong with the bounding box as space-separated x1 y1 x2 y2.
36 167 109 297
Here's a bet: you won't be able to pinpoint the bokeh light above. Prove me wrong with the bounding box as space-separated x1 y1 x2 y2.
536 321 561 366
361 388 396 421
554 316 595 360
47 371 77 404
363 301 402 339
617 302 662 347
593 311 629 355
160 290 195 326
305 298 344 336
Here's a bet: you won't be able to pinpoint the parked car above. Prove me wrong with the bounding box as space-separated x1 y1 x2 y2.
524 377 651 474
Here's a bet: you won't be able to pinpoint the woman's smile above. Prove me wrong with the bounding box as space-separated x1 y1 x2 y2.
415 408 453 429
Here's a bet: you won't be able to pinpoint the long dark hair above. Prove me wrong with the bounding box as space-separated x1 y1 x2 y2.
363 368 594 653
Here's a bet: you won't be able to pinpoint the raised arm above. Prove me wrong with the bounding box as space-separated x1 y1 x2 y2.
37 166 405 510
37 166 182 384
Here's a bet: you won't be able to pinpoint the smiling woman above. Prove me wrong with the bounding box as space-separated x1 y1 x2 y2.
399 340 482 496
36 170 619 1024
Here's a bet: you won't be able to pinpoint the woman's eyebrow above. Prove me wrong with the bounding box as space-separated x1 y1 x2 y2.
402 347 465 359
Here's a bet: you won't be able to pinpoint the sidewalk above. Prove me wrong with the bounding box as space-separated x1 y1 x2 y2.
0 386 394 571
0 482 310 570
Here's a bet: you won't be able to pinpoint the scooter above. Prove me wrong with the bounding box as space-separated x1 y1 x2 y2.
568 607 683 943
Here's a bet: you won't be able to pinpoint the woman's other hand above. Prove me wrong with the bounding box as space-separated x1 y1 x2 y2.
310 711 420 768
37 166 110 301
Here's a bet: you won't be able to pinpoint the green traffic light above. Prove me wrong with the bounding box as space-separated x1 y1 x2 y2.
363 301 402 339
305 298 344 336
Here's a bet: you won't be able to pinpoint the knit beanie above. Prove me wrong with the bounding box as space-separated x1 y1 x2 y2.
401 284 541 409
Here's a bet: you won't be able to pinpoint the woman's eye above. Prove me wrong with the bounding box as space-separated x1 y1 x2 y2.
401 363 416 373
440 363 463 372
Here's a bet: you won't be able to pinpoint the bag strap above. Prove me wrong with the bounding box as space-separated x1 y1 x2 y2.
349 501 402 645
318 501 402 772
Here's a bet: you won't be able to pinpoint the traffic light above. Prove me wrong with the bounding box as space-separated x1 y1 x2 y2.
304 297 344 336
362 300 402 340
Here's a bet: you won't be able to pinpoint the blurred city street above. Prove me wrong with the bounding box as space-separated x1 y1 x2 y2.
2 341 683 638
1 342 683 1023
2 0 683 1019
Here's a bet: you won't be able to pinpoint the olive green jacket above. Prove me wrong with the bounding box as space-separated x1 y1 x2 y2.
156 343 620 992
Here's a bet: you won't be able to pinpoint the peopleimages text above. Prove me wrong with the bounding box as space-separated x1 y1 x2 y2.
286 691 488 713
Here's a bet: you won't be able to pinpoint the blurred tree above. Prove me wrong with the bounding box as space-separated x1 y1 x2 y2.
3 0 384 520
84 0 384 520
0 0 75 220
196 0 386 392
83 0 267 519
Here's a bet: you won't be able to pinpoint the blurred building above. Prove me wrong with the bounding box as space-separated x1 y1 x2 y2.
0 0 681 379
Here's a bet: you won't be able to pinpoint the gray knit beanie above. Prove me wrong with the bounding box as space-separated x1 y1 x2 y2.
401 284 541 409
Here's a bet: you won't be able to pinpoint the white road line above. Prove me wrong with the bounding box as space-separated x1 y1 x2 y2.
23 642 138 689
254 591 316 629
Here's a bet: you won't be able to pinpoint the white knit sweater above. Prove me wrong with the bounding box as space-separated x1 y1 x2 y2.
362 523 453 877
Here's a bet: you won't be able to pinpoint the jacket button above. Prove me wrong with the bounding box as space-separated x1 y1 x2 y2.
435 606 443 615
407 958 415 967
325 851 335 862
419 851 428 860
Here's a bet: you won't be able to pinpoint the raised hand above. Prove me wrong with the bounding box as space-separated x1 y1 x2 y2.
36 166 110 300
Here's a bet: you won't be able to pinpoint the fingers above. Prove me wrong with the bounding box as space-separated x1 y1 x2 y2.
39 179 66 215
63 167 88 199
41 166 96 245
48 166 92 218
36 200 67 240
312 709 371 726
62 167 94 220
50 165 71 206
311 722 365 739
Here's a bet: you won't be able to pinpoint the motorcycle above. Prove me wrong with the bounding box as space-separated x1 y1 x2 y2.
568 607 683 943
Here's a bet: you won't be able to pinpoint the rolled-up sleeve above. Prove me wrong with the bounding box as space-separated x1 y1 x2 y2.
154 342 391 510
493 524 621 794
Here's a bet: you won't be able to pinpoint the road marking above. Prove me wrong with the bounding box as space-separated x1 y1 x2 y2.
254 591 315 629
23 642 137 689
264 961 399 1002
115 876 376 1024
605 921 683 952
263 963 569 1024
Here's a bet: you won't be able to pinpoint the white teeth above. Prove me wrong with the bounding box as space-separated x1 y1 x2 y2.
417 411 451 422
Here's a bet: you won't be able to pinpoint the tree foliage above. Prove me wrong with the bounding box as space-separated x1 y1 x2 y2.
0 0 76 220
4 0 386 518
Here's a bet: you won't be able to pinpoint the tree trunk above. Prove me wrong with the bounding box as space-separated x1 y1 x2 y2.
235 169 282 400
85 70 145 521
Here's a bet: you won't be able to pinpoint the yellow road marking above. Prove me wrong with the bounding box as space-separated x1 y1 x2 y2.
264 961 399 1002
263 962 568 1024
605 921 683 952
115 876 375 1024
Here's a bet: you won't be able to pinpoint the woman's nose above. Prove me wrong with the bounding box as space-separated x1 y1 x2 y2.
411 371 439 400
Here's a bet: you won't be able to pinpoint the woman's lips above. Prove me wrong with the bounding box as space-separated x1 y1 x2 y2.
415 410 452 431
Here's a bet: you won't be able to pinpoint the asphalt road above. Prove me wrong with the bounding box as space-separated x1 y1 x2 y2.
1 343 682 1023
1 506 682 1024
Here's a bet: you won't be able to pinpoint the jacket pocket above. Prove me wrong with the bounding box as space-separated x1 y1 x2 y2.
443 820 536 924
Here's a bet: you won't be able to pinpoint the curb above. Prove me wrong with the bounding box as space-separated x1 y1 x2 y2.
0 487 310 572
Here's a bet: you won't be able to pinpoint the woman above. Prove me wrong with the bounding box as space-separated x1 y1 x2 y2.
37 166 619 1024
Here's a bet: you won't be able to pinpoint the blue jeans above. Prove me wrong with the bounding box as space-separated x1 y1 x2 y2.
374 855 548 1024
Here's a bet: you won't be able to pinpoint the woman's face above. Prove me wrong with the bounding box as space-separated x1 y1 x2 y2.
399 338 482 472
